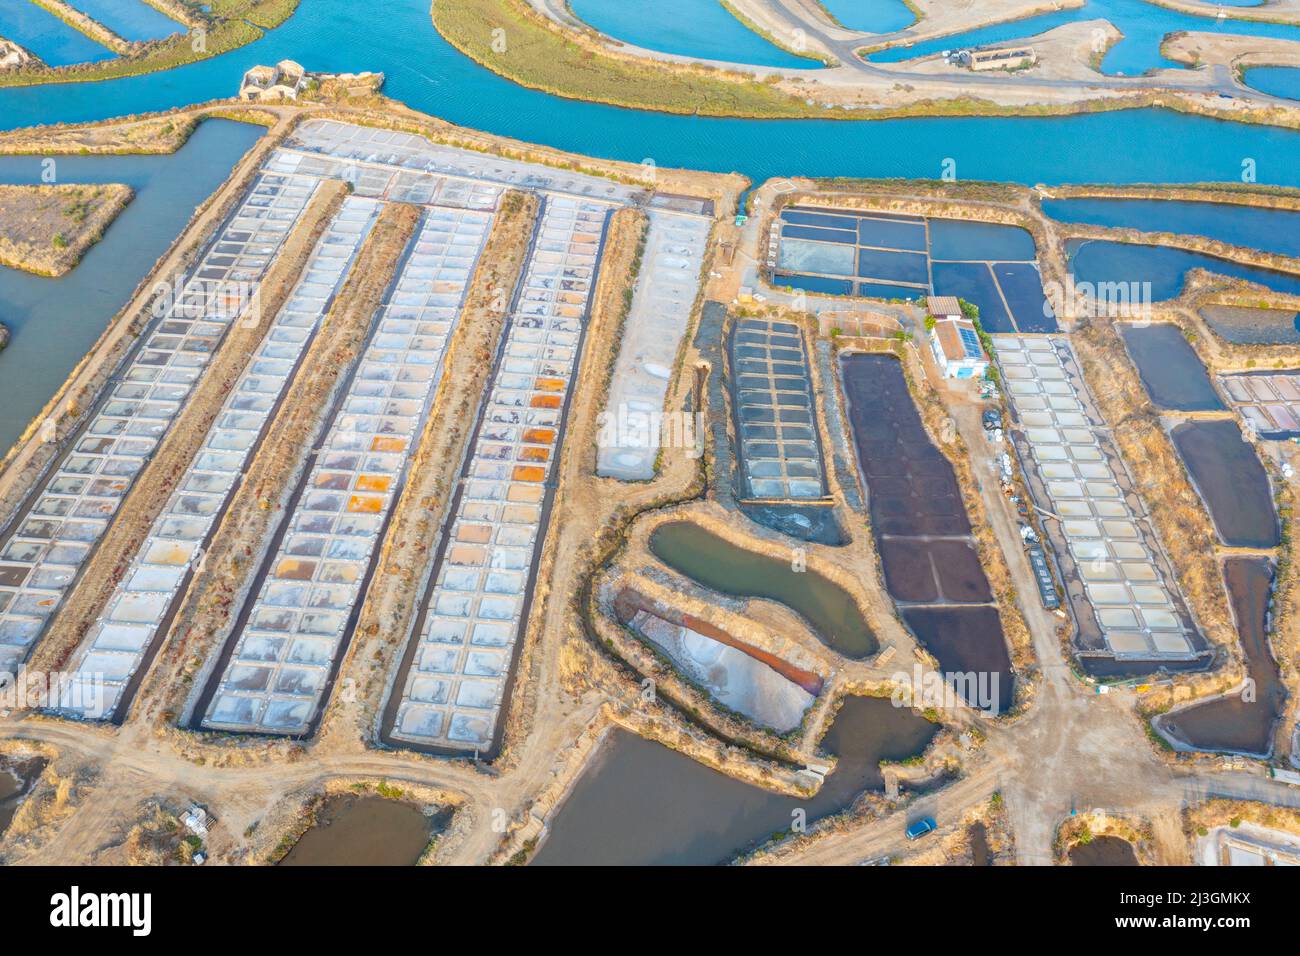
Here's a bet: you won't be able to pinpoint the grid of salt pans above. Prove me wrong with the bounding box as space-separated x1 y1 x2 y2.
201 202 497 735
53 197 380 720
264 146 503 212
1219 371 1300 437
596 210 710 480
390 198 609 753
993 334 1193 658
0 174 316 677
732 318 825 499
284 119 637 205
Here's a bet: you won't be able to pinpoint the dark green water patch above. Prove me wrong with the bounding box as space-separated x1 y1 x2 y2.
649 520 877 658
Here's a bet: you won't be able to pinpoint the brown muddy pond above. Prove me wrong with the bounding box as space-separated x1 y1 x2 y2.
968 821 992 866
1068 834 1139 866
649 520 877 658
531 695 938 865
1157 558 1282 756
279 794 449 866
1171 420 1279 550
0 755 46 837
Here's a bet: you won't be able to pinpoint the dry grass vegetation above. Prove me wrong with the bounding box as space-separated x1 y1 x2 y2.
0 183 133 277
0 115 199 155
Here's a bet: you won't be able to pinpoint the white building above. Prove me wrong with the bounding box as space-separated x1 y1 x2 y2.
928 301 989 380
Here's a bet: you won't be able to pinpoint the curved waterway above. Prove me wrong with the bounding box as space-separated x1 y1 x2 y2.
6 2 1300 191
568 0 817 68
1246 65 1300 100
1044 197 1300 260
0 119 265 455
649 520 878 658
531 695 938 865
1066 238 1300 300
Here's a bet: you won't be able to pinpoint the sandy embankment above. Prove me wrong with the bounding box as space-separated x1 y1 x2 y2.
885 20 1123 82
1164 30 1300 75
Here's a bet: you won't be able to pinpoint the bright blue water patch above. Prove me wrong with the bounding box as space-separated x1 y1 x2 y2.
568 0 817 68
65 0 184 43
819 0 916 34
867 0 1300 77
772 272 854 295
6 1 1300 190
1044 197 1300 258
0 2 115 66
1245 65 1300 100
0 120 264 454
1067 238 1300 300
932 262 1014 332
857 281 926 299
993 262 1057 332
929 219 1035 261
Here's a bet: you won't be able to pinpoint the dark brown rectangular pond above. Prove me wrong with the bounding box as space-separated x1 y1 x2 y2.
1156 558 1282 757
1171 420 1279 549
1118 323 1225 412
531 695 938 865
839 352 1013 711
649 520 877 658
901 607 1014 714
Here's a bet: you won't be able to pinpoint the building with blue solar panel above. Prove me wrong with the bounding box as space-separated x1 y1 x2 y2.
928 302 989 380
